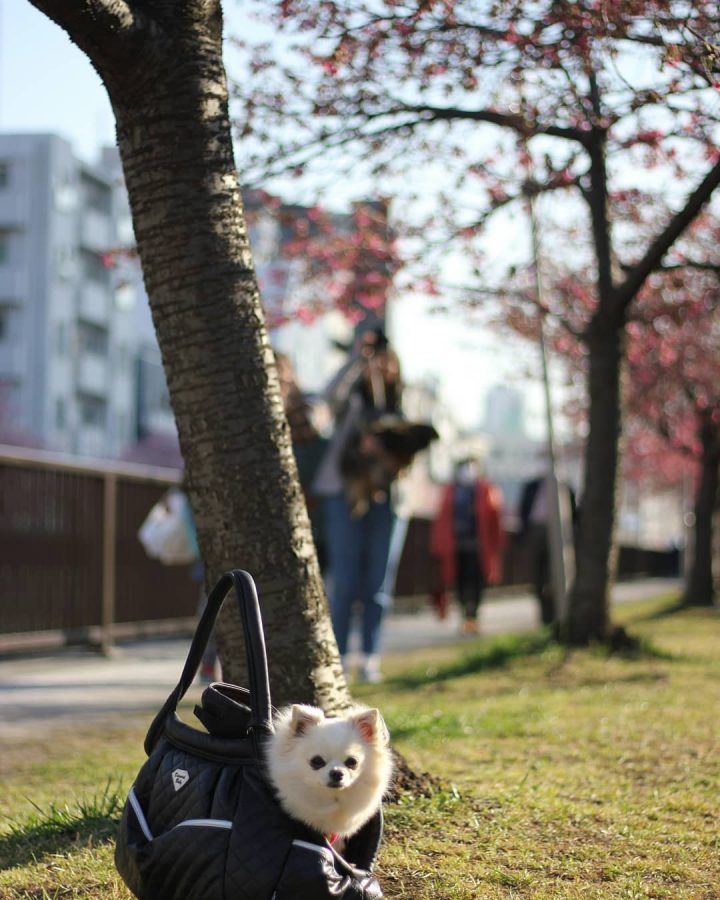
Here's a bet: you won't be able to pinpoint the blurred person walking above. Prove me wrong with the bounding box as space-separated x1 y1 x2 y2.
430 458 505 634
518 474 577 626
275 352 329 568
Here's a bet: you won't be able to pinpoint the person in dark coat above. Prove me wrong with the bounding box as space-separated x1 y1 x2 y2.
518 475 577 626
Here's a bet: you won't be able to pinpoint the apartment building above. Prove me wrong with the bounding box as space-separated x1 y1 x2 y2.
0 133 137 457
0 134 394 461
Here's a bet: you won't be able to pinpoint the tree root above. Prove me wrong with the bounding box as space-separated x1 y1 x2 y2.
386 748 442 802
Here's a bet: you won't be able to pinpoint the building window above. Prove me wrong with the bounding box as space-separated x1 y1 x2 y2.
81 249 110 284
56 246 76 280
79 395 106 427
81 172 112 215
0 308 8 341
55 173 78 212
0 231 10 265
56 398 66 429
56 322 67 354
0 162 9 189
78 321 108 356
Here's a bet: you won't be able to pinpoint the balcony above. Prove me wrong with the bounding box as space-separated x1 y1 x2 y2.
0 343 25 379
77 353 108 396
0 192 26 227
0 266 28 301
79 209 114 253
78 283 109 325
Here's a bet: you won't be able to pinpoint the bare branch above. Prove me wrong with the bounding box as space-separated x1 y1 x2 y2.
456 283 584 341
239 114 434 184
614 157 720 314
393 102 592 145
657 260 720 277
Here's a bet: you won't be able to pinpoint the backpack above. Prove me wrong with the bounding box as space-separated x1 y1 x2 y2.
114 569 384 899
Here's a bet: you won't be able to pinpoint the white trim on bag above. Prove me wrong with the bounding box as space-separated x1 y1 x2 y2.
126 790 232 841
173 819 233 830
128 788 154 842
292 839 334 862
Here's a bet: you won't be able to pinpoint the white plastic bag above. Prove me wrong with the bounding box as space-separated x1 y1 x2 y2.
138 489 197 565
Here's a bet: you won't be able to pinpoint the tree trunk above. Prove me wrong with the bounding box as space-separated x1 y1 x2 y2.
30 0 349 711
567 125 622 644
683 414 719 607
567 322 624 643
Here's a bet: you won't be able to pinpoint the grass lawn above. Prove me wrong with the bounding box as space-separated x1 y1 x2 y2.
1 594 718 898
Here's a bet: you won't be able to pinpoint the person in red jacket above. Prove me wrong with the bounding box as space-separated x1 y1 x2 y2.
430 458 505 634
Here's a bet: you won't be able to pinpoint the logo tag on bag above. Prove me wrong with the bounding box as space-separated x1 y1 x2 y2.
172 769 190 791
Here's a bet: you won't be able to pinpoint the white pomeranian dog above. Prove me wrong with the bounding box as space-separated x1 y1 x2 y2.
266 704 393 841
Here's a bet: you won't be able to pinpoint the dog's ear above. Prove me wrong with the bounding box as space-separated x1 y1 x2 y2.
290 704 324 737
350 707 390 745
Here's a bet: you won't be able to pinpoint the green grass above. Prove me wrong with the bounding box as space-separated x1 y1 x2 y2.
2 594 719 898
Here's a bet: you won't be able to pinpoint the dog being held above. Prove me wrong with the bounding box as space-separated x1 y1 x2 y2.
266 704 393 842
340 416 439 517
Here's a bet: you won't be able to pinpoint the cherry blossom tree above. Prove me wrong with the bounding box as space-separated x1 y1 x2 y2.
499 215 720 609
624 252 720 607
236 0 720 643
245 194 397 328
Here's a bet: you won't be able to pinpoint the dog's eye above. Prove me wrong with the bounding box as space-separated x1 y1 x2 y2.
310 756 326 770
345 757 358 769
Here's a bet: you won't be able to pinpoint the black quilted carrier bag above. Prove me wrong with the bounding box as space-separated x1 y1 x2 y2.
115 570 384 899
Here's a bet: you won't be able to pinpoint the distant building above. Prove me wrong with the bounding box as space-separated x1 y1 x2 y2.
0 134 393 461
483 384 527 437
0 134 136 457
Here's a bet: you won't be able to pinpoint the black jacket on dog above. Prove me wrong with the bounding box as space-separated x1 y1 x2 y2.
115 570 384 899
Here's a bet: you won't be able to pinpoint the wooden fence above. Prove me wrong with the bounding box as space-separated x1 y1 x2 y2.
0 445 679 653
0 446 197 652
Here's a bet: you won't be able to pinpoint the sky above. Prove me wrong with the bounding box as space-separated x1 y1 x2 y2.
0 0 553 437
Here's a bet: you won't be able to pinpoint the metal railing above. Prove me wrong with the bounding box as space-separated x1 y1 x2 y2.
0 445 198 653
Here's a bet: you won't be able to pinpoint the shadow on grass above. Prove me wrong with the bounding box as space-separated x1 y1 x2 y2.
592 631 680 662
0 784 123 871
619 595 686 625
384 630 556 690
384 623 683 695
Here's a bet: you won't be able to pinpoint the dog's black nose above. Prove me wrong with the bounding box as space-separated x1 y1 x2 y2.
328 767 344 785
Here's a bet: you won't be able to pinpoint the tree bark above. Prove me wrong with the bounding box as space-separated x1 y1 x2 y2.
568 323 623 643
30 0 350 711
683 414 719 607
567 127 622 644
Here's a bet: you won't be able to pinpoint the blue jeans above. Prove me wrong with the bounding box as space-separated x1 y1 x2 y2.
323 494 394 656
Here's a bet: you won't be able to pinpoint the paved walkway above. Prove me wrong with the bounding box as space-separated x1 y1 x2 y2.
0 579 679 740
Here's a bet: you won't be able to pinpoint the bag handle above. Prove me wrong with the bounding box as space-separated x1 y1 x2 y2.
144 570 272 754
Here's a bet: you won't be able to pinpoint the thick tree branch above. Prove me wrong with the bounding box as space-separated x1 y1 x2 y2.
584 130 615 316
614 157 720 314
28 0 133 41
395 101 591 145
26 0 162 78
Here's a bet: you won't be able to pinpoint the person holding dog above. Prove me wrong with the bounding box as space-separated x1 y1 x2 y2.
430 457 505 634
312 327 402 683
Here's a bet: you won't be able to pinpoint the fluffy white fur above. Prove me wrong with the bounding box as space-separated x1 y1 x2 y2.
266 704 393 838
